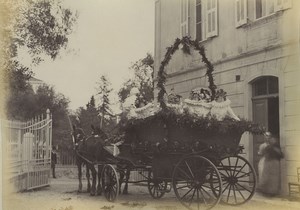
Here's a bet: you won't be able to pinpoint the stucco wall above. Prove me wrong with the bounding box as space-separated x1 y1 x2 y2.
154 0 300 194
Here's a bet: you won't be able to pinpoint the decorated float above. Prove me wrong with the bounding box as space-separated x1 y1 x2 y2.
120 37 263 156
99 37 266 209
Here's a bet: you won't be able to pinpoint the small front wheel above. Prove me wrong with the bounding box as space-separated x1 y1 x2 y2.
147 170 168 199
101 164 119 202
172 155 222 210
217 155 257 205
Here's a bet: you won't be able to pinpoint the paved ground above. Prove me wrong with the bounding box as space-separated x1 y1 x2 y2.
3 177 300 210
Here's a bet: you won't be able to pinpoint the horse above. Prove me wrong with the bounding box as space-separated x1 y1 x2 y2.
90 125 131 195
71 126 92 193
72 124 131 195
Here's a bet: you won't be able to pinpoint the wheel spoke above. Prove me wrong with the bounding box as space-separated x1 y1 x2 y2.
176 184 190 190
220 162 231 177
197 188 200 210
180 187 194 201
185 161 195 178
199 187 208 205
177 166 193 180
236 171 252 179
236 182 252 193
188 188 197 206
232 157 239 177
233 185 237 203
235 184 246 200
222 183 230 194
226 184 232 203
228 157 232 176
200 186 213 200
235 162 247 176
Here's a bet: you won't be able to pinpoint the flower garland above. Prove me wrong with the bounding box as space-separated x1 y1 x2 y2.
157 36 217 109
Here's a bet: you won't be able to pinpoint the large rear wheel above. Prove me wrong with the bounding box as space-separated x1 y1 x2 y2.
101 164 119 202
217 155 256 205
172 155 222 210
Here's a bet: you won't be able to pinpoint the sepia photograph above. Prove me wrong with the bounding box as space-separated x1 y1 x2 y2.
0 0 300 210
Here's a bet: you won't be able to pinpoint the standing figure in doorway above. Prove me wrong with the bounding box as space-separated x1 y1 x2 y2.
51 146 57 178
258 132 284 196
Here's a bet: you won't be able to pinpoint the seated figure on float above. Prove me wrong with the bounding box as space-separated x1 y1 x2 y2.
210 89 240 121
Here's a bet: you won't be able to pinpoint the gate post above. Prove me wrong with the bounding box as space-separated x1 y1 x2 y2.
45 109 51 164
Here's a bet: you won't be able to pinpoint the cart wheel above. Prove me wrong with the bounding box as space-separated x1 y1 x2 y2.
172 155 222 210
147 170 168 199
101 164 119 202
217 155 256 205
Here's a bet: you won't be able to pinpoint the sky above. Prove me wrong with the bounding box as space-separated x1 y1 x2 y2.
25 0 155 111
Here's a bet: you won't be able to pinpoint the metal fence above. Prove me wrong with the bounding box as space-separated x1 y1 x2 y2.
1 110 52 191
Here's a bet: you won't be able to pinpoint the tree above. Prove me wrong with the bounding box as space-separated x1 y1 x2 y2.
96 75 113 129
34 85 72 153
13 0 78 64
76 96 101 135
118 53 154 108
1 0 77 119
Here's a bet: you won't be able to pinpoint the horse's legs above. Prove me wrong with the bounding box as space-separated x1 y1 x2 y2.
77 161 83 193
123 169 130 195
97 165 103 195
89 164 97 196
86 165 91 193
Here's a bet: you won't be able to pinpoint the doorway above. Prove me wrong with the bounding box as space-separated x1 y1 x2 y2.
252 76 279 174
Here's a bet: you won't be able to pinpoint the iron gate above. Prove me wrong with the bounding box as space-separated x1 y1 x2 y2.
1 109 52 191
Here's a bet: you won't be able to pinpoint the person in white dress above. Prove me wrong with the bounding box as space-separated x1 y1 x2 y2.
257 132 283 196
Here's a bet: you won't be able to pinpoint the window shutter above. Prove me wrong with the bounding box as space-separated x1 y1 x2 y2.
235 0 247 27
275 0 292 11
180 0 189 37
206 0 218 37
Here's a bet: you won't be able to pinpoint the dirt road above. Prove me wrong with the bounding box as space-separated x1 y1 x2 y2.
3 177 300 210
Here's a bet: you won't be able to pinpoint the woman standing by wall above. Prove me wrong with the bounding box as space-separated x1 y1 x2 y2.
258 132 284 196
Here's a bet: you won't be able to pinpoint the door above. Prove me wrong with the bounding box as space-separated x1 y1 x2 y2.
252 98 268 174
251 76 279 176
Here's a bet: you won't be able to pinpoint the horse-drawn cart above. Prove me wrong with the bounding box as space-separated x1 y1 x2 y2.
98 109 260 210
72 37 263 210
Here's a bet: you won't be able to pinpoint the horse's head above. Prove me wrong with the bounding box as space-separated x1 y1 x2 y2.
72 125 86 149
91 124 108 140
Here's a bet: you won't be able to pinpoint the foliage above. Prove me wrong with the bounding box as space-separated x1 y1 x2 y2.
35 85 72 151
118 53 154 108
122 108 264 136
6 83 72 151
157 36 216 109
76 96 101 135
13 0 78 64
119 108 265 154
1 0 77 158
74 95 118 136
97 75 113 126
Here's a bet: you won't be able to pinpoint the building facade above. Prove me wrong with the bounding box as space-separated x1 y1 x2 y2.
154 0 300 194
28 77 45 93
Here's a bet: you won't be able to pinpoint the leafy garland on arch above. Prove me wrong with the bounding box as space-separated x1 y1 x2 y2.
118 36 265 153
157 36 216 109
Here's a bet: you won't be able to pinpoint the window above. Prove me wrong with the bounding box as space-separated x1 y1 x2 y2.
235 0 247 27
252 76 278 97
206 0 218 37
196 0 203 41
255 0 291 19
255 0 274 19
180 0 189 37
196 0 218 41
